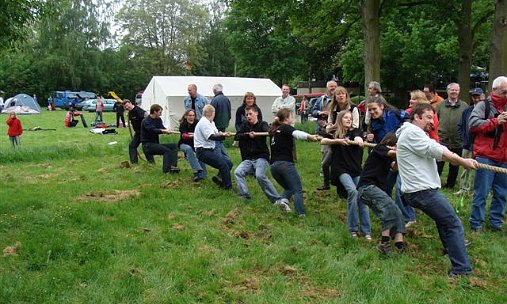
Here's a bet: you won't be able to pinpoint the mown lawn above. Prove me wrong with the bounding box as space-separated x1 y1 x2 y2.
0 110 506 303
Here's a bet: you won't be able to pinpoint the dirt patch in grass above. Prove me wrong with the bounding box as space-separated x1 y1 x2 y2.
161 180 183 189
3 241 21 257
24 173 57 183
171 223 185 230
77 189 140 203
222 208 241 227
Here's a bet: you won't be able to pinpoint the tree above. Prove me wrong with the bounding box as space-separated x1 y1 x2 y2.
0 0 44 46
361 0 381 93
489 0 507 85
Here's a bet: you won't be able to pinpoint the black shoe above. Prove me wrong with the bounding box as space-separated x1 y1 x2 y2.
316 184 330 191
193 175 204 182
448 270 471 278
490 226 503 232
212 175 223 186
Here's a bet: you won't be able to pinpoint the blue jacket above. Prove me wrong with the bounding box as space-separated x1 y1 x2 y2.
210 92 231 131
183 93 209 120
457 105 474 150
369 109 406 143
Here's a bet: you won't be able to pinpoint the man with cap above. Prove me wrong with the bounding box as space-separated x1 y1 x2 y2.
455 87 485 196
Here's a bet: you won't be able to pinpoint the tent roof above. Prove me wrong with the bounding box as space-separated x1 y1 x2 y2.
148 76 281 97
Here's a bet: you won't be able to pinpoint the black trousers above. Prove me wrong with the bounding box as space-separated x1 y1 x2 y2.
142 142 178 173
437 147 462 188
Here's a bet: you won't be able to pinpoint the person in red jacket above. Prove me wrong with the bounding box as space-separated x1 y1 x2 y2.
469 76 507 233
6 111 23 147
65 107 80 127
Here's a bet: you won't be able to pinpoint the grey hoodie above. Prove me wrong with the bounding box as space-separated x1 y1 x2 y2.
396 122 445 193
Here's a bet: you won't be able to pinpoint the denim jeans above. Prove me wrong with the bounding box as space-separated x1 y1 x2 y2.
395 174 416 222
142 142 178 173
234 158 280 202
196 147 233 189
469 157 507 230
9 136 20 148
358 184 405 234
180 143 206 178
270 161 304 215
339 173 370 235
215 140 232 165
404 189 471 274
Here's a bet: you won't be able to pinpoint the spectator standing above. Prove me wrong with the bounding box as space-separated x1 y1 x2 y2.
140 104 180 174
113 99 126 128
95 96 105 122
124 99 149 164
455 88 484 196
210 84 232 165
435 83 468 189
235 92 263 131
363 81 387 126
272 84 296 125
183 84 209 120
423 83 444 109
6 112 23 148
469 76 507 232
397 103 476 277
0 90 5 112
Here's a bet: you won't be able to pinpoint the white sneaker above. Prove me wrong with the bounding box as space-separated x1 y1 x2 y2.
405 221 417 228
274 198 291 212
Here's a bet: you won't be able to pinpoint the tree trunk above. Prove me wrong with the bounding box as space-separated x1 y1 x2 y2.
361 0 381 93
456 0 473 101
489 0 507 89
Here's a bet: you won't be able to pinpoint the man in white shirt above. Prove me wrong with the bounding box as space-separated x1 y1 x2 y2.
272 84 296 124
396 103 477 277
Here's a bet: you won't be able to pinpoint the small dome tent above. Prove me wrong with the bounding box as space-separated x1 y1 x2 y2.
2 93 42 114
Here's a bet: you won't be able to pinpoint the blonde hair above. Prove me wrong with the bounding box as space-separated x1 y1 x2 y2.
334 110 353 139
410 90 429 105
203 104 215 117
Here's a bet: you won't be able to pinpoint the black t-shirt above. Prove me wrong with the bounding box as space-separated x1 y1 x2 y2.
270 124 295 163
330 129 363 177
357 144 392 192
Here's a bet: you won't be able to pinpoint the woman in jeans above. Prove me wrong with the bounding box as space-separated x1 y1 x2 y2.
321 110 371 239
269 109 320 216
178 109 207 182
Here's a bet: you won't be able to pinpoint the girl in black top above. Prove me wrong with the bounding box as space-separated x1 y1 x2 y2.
321 110 371 239
178 109 206 181
269 109 319 216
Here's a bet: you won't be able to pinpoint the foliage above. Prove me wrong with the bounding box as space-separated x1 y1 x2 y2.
1 111 507 302
0 0 44 46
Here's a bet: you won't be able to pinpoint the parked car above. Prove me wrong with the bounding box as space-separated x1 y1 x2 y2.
83 99 116 112
74 99 94 111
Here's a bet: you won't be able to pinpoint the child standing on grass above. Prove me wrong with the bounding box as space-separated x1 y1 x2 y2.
6 111 23 148
356 132 406 254
269 109 320 217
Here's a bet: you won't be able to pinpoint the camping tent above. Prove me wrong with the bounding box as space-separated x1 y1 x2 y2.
141 76 281 129
2 93 41 114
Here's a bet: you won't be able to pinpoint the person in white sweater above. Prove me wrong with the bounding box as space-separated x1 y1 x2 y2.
396 103 477 277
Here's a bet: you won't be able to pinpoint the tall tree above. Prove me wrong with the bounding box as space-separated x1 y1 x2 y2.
489 0 507 85
0 0 44 46
361 0 381 93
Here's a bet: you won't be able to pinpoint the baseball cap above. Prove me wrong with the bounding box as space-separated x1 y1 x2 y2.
471 87 483 96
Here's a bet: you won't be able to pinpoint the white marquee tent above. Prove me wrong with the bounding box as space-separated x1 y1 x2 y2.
141 76 281 129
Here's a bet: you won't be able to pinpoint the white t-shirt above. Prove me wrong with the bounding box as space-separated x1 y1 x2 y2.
396 122 444 193
194 116 219 149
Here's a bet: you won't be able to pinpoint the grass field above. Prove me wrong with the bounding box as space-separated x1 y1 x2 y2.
0 110 506 303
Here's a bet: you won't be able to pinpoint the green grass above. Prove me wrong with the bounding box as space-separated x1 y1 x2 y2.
0 111 506 303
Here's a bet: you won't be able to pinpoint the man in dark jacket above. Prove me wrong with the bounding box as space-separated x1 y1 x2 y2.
140 104 180 174
455 88 484 196
234 106 281 202
113 99 126 128
124 99 150 164
210 83 232 164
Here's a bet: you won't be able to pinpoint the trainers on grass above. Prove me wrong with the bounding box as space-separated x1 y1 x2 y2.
274 198 291 212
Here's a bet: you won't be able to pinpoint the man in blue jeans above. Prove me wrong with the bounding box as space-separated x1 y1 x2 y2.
234 106 281 202
396 103 477 277
468 76 507 232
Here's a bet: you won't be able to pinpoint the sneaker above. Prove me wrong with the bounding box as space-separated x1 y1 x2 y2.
471 227 484 234
299 214 306 218
394 242 406 253
405 221 417 228
274 199 291 212
169 166 181 173
350 231 358 238
377 241 391 254
212 175 222 186
364 234 372 242
316 184 330 191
